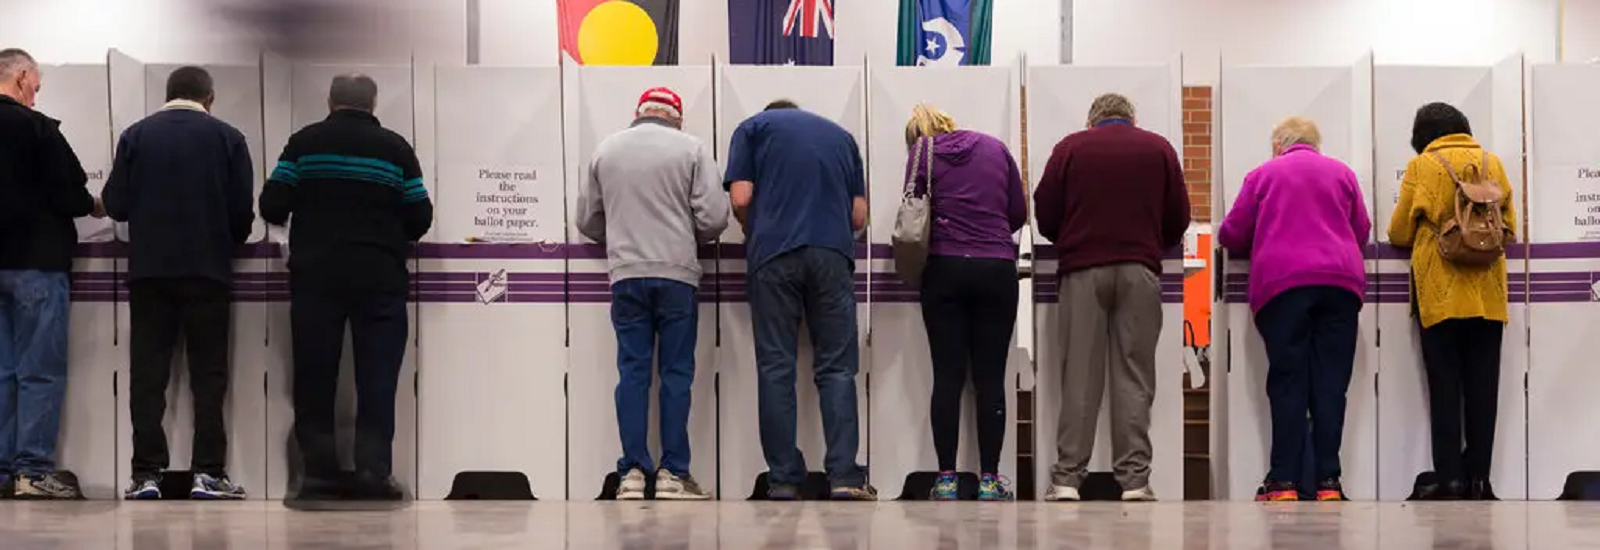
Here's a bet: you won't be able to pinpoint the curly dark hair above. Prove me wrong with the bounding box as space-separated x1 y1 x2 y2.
1410 102 1472 154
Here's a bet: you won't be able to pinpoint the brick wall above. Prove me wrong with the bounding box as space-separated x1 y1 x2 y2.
1183 86 1213 223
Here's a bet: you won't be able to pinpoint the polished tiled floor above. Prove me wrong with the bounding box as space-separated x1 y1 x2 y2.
1 500 1597 549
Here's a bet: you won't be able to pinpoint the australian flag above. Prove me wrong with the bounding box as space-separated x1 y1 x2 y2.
730 0 835 65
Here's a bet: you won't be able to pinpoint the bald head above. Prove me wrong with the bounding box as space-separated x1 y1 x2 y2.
328 73 377 113
0 48 40 107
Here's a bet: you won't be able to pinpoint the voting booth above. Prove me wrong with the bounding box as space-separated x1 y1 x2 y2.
37 61 118 499
864 65 1020 499
1528 63 1600 499
565 65 719 499
716 65 868 498
415 66 568 500
1214 57 1378 500
261 59 420 498
1026 62 1185 501
1371 58 1528 500
103 53 272 498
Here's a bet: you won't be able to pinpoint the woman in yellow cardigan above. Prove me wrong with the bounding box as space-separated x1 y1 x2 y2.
1387 103 1516 501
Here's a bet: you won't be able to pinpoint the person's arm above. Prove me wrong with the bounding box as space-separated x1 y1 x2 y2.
724 123 757 229
1216 170 1260 253
102 130 133 222
1347 167 1373 245
38 119 95 218
259 137 299 227
1160 141 1192 250
849 137 867 232
575 155 607 243
1387 159 1422 247
397 143 433 242
1032 141 1069 242
226 130 256 244
1003 145 1028 233
690 143 731 243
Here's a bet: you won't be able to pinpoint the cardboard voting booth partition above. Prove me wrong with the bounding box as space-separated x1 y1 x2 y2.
864 65 1020 499
566 65 719 499
1371 59 1528 500
36 62 119 499
716 65 868 498
1025 62 1185 501
1214 58 1378 500
416 66 568 500
262 60 419 498
1528 63 1600 499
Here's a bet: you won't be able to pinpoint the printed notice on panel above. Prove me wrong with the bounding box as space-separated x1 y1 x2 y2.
438 164 563 244
1574 166 1600 241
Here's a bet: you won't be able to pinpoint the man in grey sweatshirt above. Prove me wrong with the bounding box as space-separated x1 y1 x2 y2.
575 87 729 501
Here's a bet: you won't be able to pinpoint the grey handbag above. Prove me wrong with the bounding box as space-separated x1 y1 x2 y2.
892 136 936 288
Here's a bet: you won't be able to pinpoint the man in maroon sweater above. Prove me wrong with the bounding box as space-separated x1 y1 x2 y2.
1034 93 1190 502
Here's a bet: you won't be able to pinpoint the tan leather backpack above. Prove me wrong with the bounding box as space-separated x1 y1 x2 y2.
1430 151 1508 267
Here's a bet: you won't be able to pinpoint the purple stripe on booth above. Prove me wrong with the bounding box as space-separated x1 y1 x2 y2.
69 291 118 303
1527 242 1600 260
1530 292 1594 303
1028 247 1184 262
415 243 570 260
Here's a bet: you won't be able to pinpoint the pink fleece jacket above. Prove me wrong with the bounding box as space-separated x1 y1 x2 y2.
1218 144 1371 313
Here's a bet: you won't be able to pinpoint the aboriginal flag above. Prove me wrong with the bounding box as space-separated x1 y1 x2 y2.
559 0 679 65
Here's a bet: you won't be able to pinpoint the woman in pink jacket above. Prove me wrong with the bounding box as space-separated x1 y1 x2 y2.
1218 117 1371 502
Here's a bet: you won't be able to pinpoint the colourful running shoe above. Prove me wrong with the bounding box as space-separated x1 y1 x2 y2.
978 474 1014 502
1316 479 1348 501
1254 481 1298 502
930 472 959 501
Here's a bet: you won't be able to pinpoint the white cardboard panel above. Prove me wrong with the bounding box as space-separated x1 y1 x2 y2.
1025 62 1185 501
36 64 115 244
566 66 720 499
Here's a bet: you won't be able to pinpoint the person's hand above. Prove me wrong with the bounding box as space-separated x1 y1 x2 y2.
91 196 107 219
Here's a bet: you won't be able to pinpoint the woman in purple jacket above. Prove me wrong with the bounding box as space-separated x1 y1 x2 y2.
1218 117 1371 502
903 104 1028 501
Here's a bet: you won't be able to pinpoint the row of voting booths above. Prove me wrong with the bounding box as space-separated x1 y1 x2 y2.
35 50 1600 501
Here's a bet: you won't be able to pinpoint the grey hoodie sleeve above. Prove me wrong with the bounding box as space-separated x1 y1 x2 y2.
575 155 606 243
691 142 730 243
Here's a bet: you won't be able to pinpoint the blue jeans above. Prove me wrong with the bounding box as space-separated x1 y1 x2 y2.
0 270 71 476
748 247 865 488
611 277 699 477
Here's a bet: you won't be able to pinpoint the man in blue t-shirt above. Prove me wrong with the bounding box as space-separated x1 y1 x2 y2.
724 100 873 501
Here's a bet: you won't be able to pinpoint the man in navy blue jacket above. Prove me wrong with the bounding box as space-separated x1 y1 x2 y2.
102 66 255 501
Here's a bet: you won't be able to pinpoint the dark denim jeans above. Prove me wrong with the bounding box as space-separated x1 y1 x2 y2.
291 286 409 477
1253 285 1361 486
611 277 699 477
749 247 865 488
0 270 71 476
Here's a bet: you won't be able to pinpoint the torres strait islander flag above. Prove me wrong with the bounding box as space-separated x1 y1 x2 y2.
559 0 680 65
729 0 835 65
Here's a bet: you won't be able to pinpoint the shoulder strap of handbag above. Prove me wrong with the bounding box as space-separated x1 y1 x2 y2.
903 136 936 200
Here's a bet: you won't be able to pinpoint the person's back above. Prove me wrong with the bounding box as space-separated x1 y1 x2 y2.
1219 144 1369 312
916 130 1027 259
0 89 93 272
1035 121 1189 274
726 107 865 269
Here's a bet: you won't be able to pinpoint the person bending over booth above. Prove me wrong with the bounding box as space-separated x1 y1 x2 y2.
1218 116 1370 502
901 104 1026 501
259 73 433 501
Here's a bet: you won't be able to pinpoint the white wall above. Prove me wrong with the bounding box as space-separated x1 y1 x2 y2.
1073 0 1559 84
1564 0 1600 61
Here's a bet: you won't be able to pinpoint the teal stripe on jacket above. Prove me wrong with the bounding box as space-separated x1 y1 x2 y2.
298 153 404 176
270 161 300 186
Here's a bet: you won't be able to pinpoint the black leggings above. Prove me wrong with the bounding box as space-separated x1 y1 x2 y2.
919 255 1019 474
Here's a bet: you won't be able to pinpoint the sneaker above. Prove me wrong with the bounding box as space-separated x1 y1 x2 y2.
979 474 1014 502
350 471 404 501
1316 479 1348 501
1043 485 1080 502
767 483 800 501
13 472 82 500
654 470 711 501
1255 481 1298 502
125 475 162 500
830 484 878 501
930 472 959 501
191 473 247 500
616 469 647 501
1121 486 1157 501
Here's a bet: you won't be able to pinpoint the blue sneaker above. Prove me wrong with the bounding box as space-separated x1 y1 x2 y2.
125 476 162 500
930 472 959 501
767 483 799 501
978 474 1013 502
191 473 247 500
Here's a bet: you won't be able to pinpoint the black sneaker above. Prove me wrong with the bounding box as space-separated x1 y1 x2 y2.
350 471 404 501
296 474 346 501
14 472 83 500
1468 478 1499 501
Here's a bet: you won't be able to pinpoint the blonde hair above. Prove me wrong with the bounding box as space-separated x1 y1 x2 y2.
1271 116 1322 152
1087 93 1135 126
905 103 958 148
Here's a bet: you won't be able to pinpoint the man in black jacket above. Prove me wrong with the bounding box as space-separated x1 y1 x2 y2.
0 48 99 500
103 66 255 501
260 73 432 501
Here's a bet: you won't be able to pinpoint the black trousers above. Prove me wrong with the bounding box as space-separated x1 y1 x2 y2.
1253 286 1361 485
129 277 233 477
290 286 408 478
919 255 1018 474
1418 317 1504 483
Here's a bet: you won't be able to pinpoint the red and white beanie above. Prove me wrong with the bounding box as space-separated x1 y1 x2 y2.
637 86 683 118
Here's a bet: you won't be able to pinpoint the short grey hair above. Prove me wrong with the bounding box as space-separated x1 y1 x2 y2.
329 73 377 111
1087 93 1135 126
0 48 36 80
1271 116 1322 151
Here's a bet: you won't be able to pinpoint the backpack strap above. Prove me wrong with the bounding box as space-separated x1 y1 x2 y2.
1429 151 1463 185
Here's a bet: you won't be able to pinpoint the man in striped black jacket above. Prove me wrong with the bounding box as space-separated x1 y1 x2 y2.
259 73 432 501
